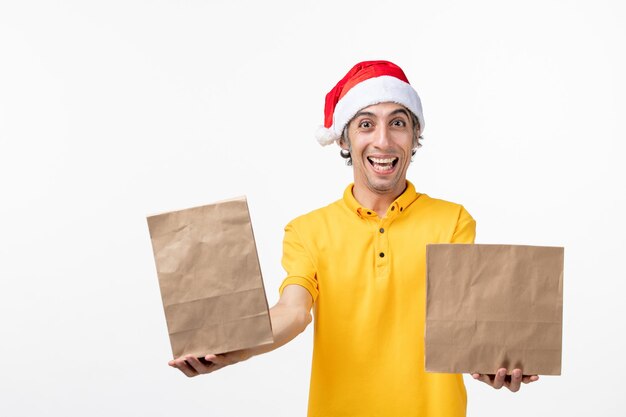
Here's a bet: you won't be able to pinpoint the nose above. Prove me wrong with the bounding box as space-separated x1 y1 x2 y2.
373 124 392 148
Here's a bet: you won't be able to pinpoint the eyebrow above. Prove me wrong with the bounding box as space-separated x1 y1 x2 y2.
353 111 376 118
390 108 410 118
353 108 410 119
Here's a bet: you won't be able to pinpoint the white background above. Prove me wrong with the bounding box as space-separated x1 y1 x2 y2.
1 1 625 416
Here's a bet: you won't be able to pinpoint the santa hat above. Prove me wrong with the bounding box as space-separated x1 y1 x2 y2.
315 60 425 146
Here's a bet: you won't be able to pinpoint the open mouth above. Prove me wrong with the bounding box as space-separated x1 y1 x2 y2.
367 156 398 173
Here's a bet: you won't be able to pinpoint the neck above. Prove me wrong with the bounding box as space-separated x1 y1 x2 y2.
352 181 407 218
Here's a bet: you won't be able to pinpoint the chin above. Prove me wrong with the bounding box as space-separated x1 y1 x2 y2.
368 179 401 194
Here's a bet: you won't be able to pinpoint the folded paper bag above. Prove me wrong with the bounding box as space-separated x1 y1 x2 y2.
425 244 563 375
147 196 273 359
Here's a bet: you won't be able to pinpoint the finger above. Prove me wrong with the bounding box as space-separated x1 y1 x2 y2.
185 356 212 374
171 358 199 377
492 368 507 389
204 354 219 364
471 373 490 383
508 369 523 392
522 375 540 384
205 353 235 367
474 373 495 386
197 357 213 366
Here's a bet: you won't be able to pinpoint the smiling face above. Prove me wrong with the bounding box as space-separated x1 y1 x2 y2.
341 102 419 202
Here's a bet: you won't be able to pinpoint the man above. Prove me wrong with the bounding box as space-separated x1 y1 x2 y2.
169 60 538 416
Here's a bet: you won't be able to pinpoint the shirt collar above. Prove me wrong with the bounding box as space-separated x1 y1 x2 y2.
343 180 421 219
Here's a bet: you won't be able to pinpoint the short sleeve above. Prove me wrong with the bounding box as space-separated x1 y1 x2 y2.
279 222 319 302
451 206 476 244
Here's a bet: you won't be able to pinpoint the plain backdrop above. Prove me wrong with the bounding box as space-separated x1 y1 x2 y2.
1 1 625 416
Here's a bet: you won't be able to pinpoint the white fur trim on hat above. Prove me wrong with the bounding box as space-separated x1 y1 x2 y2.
315 125 337 146
317 75 424 146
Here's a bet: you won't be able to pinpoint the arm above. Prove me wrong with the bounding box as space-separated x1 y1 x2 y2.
169 284 313 377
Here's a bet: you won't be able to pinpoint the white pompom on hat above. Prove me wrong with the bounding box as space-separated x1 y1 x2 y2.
315 60 425 146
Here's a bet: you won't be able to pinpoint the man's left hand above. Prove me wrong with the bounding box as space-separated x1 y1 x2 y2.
471 368 539 392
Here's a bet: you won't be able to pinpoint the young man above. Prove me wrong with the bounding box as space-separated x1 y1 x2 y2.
170 60 538 416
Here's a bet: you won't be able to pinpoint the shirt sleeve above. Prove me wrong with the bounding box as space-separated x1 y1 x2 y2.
451 205 476 244
278 222 319 302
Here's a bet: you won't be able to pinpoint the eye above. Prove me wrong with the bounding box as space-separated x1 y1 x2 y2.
358 120 372 129
392 119 407 127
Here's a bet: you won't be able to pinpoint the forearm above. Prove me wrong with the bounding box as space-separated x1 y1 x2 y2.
169 301 311 376
170 285 313 376
242 302 312 358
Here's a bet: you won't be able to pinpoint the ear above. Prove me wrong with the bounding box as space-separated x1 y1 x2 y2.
412 126 420 148
338 137 349 150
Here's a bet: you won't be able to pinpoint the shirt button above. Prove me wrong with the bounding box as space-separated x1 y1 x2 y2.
379 252 385 258
379 228 385 233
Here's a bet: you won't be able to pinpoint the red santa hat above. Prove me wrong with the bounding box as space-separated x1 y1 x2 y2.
315 60 425 146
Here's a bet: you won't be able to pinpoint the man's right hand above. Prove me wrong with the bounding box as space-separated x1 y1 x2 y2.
168 350 250 377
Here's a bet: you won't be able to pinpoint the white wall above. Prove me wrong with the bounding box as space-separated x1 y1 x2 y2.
1 1 624 416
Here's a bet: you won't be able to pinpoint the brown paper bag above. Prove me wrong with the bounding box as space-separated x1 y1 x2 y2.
147 196 273 359
425 244 563 375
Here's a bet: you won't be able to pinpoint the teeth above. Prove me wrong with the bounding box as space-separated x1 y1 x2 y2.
367 156 396 172
369 157 396 164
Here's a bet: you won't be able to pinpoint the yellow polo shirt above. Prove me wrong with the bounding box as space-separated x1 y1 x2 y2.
279 181 476 417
